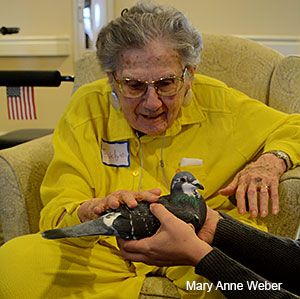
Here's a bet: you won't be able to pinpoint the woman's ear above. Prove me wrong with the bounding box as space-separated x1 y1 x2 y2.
107 72 114 84
188 65 197 76
106 72 121 110
182 66 197 107
110 91 121 110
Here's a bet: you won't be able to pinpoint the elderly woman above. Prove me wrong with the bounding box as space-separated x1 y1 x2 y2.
1 2 300 299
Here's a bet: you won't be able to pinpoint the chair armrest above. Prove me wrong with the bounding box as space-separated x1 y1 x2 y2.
0 135 53 242
269 56 300 114
139 277 180 299
265 167 300 239
0 155 30 242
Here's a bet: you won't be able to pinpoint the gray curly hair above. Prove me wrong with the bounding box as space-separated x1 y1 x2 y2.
96 1 203 73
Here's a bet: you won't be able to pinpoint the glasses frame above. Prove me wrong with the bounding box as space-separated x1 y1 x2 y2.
112 67 188 99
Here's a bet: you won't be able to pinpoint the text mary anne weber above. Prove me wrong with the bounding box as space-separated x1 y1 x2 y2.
186 280 283 292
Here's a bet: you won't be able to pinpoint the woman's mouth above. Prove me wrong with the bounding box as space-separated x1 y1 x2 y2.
135 112 168 135
141 112 164 120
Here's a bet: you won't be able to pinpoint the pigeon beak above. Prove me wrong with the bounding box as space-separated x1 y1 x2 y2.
193 179 204 190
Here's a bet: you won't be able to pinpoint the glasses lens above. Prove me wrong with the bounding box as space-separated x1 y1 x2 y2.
155 77 182 96
121 79 147 98
115 69 185 99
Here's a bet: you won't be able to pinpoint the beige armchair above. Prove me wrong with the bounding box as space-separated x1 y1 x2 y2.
1 34 300 298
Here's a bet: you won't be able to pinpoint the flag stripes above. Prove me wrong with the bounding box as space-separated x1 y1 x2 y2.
6 86 37 120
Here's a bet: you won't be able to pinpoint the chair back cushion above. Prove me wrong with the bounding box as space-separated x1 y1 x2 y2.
199 33 283 103
72 52 105 93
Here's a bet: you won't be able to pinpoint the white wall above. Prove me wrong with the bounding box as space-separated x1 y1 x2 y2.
115 1 300 55
115 0 300 36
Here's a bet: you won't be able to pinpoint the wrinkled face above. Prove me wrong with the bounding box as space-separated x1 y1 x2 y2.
110 40 193 136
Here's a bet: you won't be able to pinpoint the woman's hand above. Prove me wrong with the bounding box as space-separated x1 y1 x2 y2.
77 189 161 223
117 203 212 267
219 153 286 218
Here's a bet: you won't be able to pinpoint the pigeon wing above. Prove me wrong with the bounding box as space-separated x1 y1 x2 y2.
42 202 160 240
113 202 160 239
159 193 207 234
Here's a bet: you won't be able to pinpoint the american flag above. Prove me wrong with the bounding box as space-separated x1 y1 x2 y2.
6 86 37 120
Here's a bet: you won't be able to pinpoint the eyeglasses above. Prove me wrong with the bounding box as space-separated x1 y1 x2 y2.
112 67 188 99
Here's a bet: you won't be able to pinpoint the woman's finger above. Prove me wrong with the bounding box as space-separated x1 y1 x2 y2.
235 182 247 214
246 181 259 218
269 182 280 215
257 183 269 217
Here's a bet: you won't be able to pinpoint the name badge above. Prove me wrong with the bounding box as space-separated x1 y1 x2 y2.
101 139 130 167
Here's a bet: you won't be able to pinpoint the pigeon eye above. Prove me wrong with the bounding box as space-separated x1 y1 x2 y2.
180 177 186 183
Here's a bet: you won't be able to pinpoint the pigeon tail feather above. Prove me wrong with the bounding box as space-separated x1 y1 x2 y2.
42 217 117 239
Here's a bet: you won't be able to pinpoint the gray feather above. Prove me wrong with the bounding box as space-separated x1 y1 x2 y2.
42 212 120 239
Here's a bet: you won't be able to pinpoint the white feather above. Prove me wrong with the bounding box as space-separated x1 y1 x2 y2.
102 212 121 228
182 182 197 195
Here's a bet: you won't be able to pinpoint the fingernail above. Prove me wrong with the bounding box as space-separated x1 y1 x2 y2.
149 203 158 211
129 200 137 208
273 208 279 215
260 210 267 218
251 210 258 218
239 208 245 214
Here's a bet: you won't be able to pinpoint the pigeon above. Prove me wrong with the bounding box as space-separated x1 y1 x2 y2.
42 171 207 240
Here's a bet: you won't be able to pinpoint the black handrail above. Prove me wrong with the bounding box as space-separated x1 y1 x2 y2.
0 71 74 87
0 26 20 35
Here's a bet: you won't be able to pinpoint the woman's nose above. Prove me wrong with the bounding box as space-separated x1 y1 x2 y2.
142 86 162 110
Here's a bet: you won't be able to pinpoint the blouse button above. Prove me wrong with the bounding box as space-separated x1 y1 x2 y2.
132 170 139 176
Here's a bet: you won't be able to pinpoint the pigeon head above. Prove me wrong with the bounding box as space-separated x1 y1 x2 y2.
170 171 204 195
